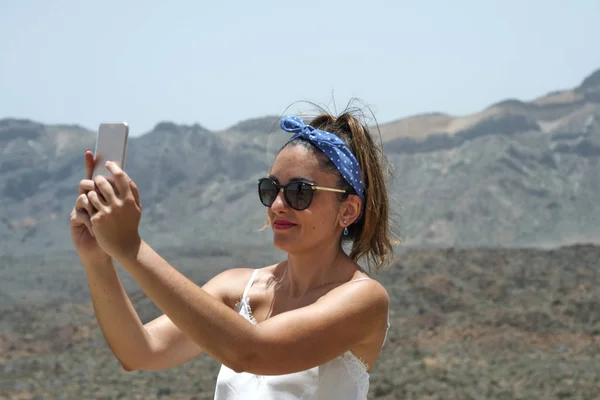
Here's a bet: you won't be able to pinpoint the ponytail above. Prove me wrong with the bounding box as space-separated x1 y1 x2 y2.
305 107 399 271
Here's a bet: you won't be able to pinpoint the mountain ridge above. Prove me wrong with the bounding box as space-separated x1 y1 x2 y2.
3 67 597 141
0 67 599 259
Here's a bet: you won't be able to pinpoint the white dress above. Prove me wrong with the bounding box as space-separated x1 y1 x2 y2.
214 269 390 400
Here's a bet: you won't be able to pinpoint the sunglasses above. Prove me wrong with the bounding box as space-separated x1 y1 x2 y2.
257 177 348 211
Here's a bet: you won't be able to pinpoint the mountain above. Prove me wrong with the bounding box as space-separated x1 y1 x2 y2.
2 68 600 399
1 68 600 260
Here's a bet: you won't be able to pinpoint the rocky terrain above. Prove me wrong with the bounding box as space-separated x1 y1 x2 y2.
2 245 600 399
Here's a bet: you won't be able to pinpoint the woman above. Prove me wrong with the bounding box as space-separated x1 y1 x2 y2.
70 110 396 399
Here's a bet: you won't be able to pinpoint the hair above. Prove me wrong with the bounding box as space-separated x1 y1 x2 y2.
276 102 400 272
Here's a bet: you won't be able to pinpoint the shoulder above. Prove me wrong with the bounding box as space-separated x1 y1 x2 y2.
326 278 389 346
335 277 389 313
209 264 278 284
201 266 275 308
208 267 256 282
314 276 389 328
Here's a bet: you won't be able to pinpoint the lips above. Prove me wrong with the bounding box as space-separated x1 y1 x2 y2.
273 220 297 229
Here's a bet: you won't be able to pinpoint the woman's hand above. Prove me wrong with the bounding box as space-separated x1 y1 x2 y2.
87 161 143 261
70 150 112 264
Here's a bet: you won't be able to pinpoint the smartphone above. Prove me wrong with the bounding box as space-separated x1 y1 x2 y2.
93 122 129 178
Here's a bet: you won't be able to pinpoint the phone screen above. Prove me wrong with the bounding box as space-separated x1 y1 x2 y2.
93 122 129 178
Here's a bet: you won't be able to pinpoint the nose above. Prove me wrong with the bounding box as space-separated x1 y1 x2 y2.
270 188 287 213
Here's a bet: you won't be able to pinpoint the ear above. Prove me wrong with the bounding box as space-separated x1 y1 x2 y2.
339 194 362 227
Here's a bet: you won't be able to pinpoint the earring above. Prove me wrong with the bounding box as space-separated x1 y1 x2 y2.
343 220 348 236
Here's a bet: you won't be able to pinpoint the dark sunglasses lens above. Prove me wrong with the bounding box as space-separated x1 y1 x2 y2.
285 182 313 210
258 179 278 207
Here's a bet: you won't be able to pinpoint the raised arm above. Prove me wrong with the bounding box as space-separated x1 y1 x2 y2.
135 268 251 371
83 257 163 371
70 151 167 371
71 150 244 371
83 257 247 371
108 240 388 375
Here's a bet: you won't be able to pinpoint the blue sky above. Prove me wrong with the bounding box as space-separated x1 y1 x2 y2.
1 0 599 136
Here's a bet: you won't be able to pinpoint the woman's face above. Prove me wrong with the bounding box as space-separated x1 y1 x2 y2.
266 145 345 254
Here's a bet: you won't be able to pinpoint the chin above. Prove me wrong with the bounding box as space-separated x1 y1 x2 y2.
272 232 320 255
272 236 293 253
272 232 303 254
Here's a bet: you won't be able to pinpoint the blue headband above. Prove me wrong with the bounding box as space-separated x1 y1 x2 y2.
280 115 365 216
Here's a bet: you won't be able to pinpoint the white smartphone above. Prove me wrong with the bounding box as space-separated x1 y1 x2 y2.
93 122 129 178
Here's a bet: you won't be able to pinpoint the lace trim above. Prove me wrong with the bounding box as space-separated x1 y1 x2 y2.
339 351 370 397
234 297 257 325
348 349 370 371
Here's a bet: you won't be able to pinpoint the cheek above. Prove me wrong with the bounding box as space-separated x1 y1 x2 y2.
307 209 335 234
299 194 340 235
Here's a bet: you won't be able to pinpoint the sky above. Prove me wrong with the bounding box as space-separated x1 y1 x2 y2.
1 0 599 137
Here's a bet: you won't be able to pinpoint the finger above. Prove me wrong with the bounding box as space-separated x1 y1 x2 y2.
93 175 117 204
105 161 131 199
87 190 107 212
78 179 95 196
85 150 96 180
76 193 97 216
71 207 94 236
129 179 142 209
103 176 119 195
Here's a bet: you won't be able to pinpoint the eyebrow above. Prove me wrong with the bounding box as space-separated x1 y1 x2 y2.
268 175 316 184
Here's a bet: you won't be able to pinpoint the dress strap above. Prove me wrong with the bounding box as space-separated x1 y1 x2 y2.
349 277 372 283
383 312 391 348
242 269 259 299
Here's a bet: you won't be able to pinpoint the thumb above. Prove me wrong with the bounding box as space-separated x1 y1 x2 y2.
71 208 95 237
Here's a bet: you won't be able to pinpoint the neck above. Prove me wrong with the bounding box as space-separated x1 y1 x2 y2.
282 240 351 297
